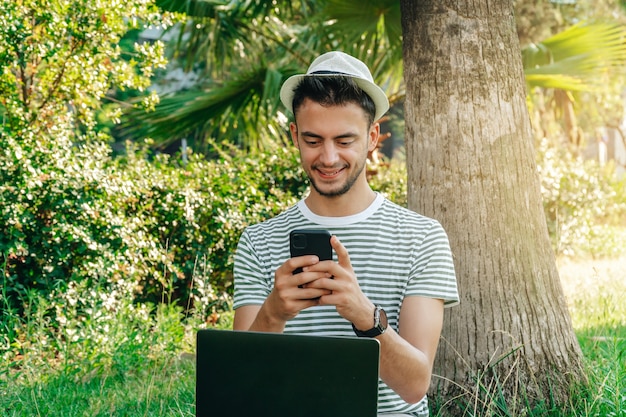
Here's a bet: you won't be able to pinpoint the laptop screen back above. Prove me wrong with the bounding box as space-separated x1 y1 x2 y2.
196 329 380 417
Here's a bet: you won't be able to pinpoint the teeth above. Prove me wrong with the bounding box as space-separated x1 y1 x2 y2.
321 168 340 173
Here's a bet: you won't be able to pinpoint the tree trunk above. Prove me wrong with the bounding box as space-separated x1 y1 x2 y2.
400 0 585 413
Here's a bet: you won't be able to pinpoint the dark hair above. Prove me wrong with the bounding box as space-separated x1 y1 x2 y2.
291 76 376 125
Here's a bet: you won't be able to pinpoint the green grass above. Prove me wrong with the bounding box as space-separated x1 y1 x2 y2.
2 357 195 417
557 256 626 417
1 258 624 417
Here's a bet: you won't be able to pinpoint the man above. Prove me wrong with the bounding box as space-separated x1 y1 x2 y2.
233 51 459 417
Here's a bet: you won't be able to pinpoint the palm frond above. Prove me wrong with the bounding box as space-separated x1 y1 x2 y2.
322 0 402 58
314 0 403 104
157 0 320 73
524 74 586 91
119 63 300 151
156 0 226 16
523 22 626 91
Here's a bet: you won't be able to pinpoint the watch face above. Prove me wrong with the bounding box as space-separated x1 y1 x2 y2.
378 307 388 330
379 308 388 328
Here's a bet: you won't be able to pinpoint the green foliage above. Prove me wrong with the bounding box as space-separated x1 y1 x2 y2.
537 138 626 257
1 275 196 416
108 141 307 305
122 0 405 152
3 357 195 417
523 22 626 92
0 0 169 318
561 257 626 417
1 0 309 322
575 337 626 417
369 159 408 208
0 0 168 135
0 138 307 320
0 0 309 342
2 256 624 416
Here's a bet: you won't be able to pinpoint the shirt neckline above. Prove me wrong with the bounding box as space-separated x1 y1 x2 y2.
297 193 384 226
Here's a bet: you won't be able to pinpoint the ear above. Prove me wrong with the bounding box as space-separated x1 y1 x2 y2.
289 122 299 148
367 122 380 153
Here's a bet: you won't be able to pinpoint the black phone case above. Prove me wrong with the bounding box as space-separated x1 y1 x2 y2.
289 229 332 274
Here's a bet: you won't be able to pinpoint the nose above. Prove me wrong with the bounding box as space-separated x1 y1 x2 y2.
319 141 340 166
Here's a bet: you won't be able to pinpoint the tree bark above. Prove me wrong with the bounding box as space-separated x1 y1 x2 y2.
400 0 585 412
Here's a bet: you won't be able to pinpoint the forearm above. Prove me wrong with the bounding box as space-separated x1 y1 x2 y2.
233 303 286 333
234 286 314 332
377 327 433 404
247 303 288 333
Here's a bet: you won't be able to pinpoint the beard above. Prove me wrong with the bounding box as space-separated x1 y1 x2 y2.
306 157 367 198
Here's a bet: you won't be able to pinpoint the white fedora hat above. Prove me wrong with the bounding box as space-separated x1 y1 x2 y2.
279 51 389 121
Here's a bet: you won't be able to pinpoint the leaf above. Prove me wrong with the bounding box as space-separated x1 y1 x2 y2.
523 22 626 91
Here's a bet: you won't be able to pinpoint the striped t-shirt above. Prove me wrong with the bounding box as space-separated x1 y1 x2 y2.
233 193 459 416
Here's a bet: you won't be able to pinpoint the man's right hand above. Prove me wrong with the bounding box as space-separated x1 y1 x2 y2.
232 255 332 332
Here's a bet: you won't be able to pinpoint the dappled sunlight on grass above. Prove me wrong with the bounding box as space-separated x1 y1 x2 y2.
558 255 626 336
553 255 626 417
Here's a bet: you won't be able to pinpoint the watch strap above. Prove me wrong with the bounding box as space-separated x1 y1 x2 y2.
352 305 387 338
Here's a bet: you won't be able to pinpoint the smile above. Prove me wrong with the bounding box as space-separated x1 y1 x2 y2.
316 167 344 178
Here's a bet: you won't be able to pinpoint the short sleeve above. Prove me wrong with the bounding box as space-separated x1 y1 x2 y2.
232 229 273 309
406 221 459 307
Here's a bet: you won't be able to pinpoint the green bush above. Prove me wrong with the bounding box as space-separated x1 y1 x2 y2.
110 141 307 304
537 138 626 257
0 0 170 317
369 159 408 207
1 139 307 306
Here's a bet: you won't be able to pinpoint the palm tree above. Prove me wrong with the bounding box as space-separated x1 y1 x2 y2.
523 22 626 147
119 0 626 155
118 0 403 153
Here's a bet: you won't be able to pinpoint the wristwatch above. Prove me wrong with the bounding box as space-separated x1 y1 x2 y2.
352 305 388 337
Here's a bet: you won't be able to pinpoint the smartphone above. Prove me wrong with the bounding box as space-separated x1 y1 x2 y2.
289 229 332 274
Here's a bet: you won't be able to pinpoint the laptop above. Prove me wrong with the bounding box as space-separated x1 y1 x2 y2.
196 329 380 417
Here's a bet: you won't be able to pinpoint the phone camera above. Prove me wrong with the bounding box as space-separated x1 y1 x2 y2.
292 233 307 249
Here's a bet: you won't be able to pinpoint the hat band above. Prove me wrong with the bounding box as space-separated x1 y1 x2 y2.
309 70 351 76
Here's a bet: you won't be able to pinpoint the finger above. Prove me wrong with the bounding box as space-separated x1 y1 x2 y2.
279 255 320 277
304 276 333 291
275 257 322 294
301 261 339 279
330 235 353 270
295 271 331 289
299 288 332 300
264 288 322 319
